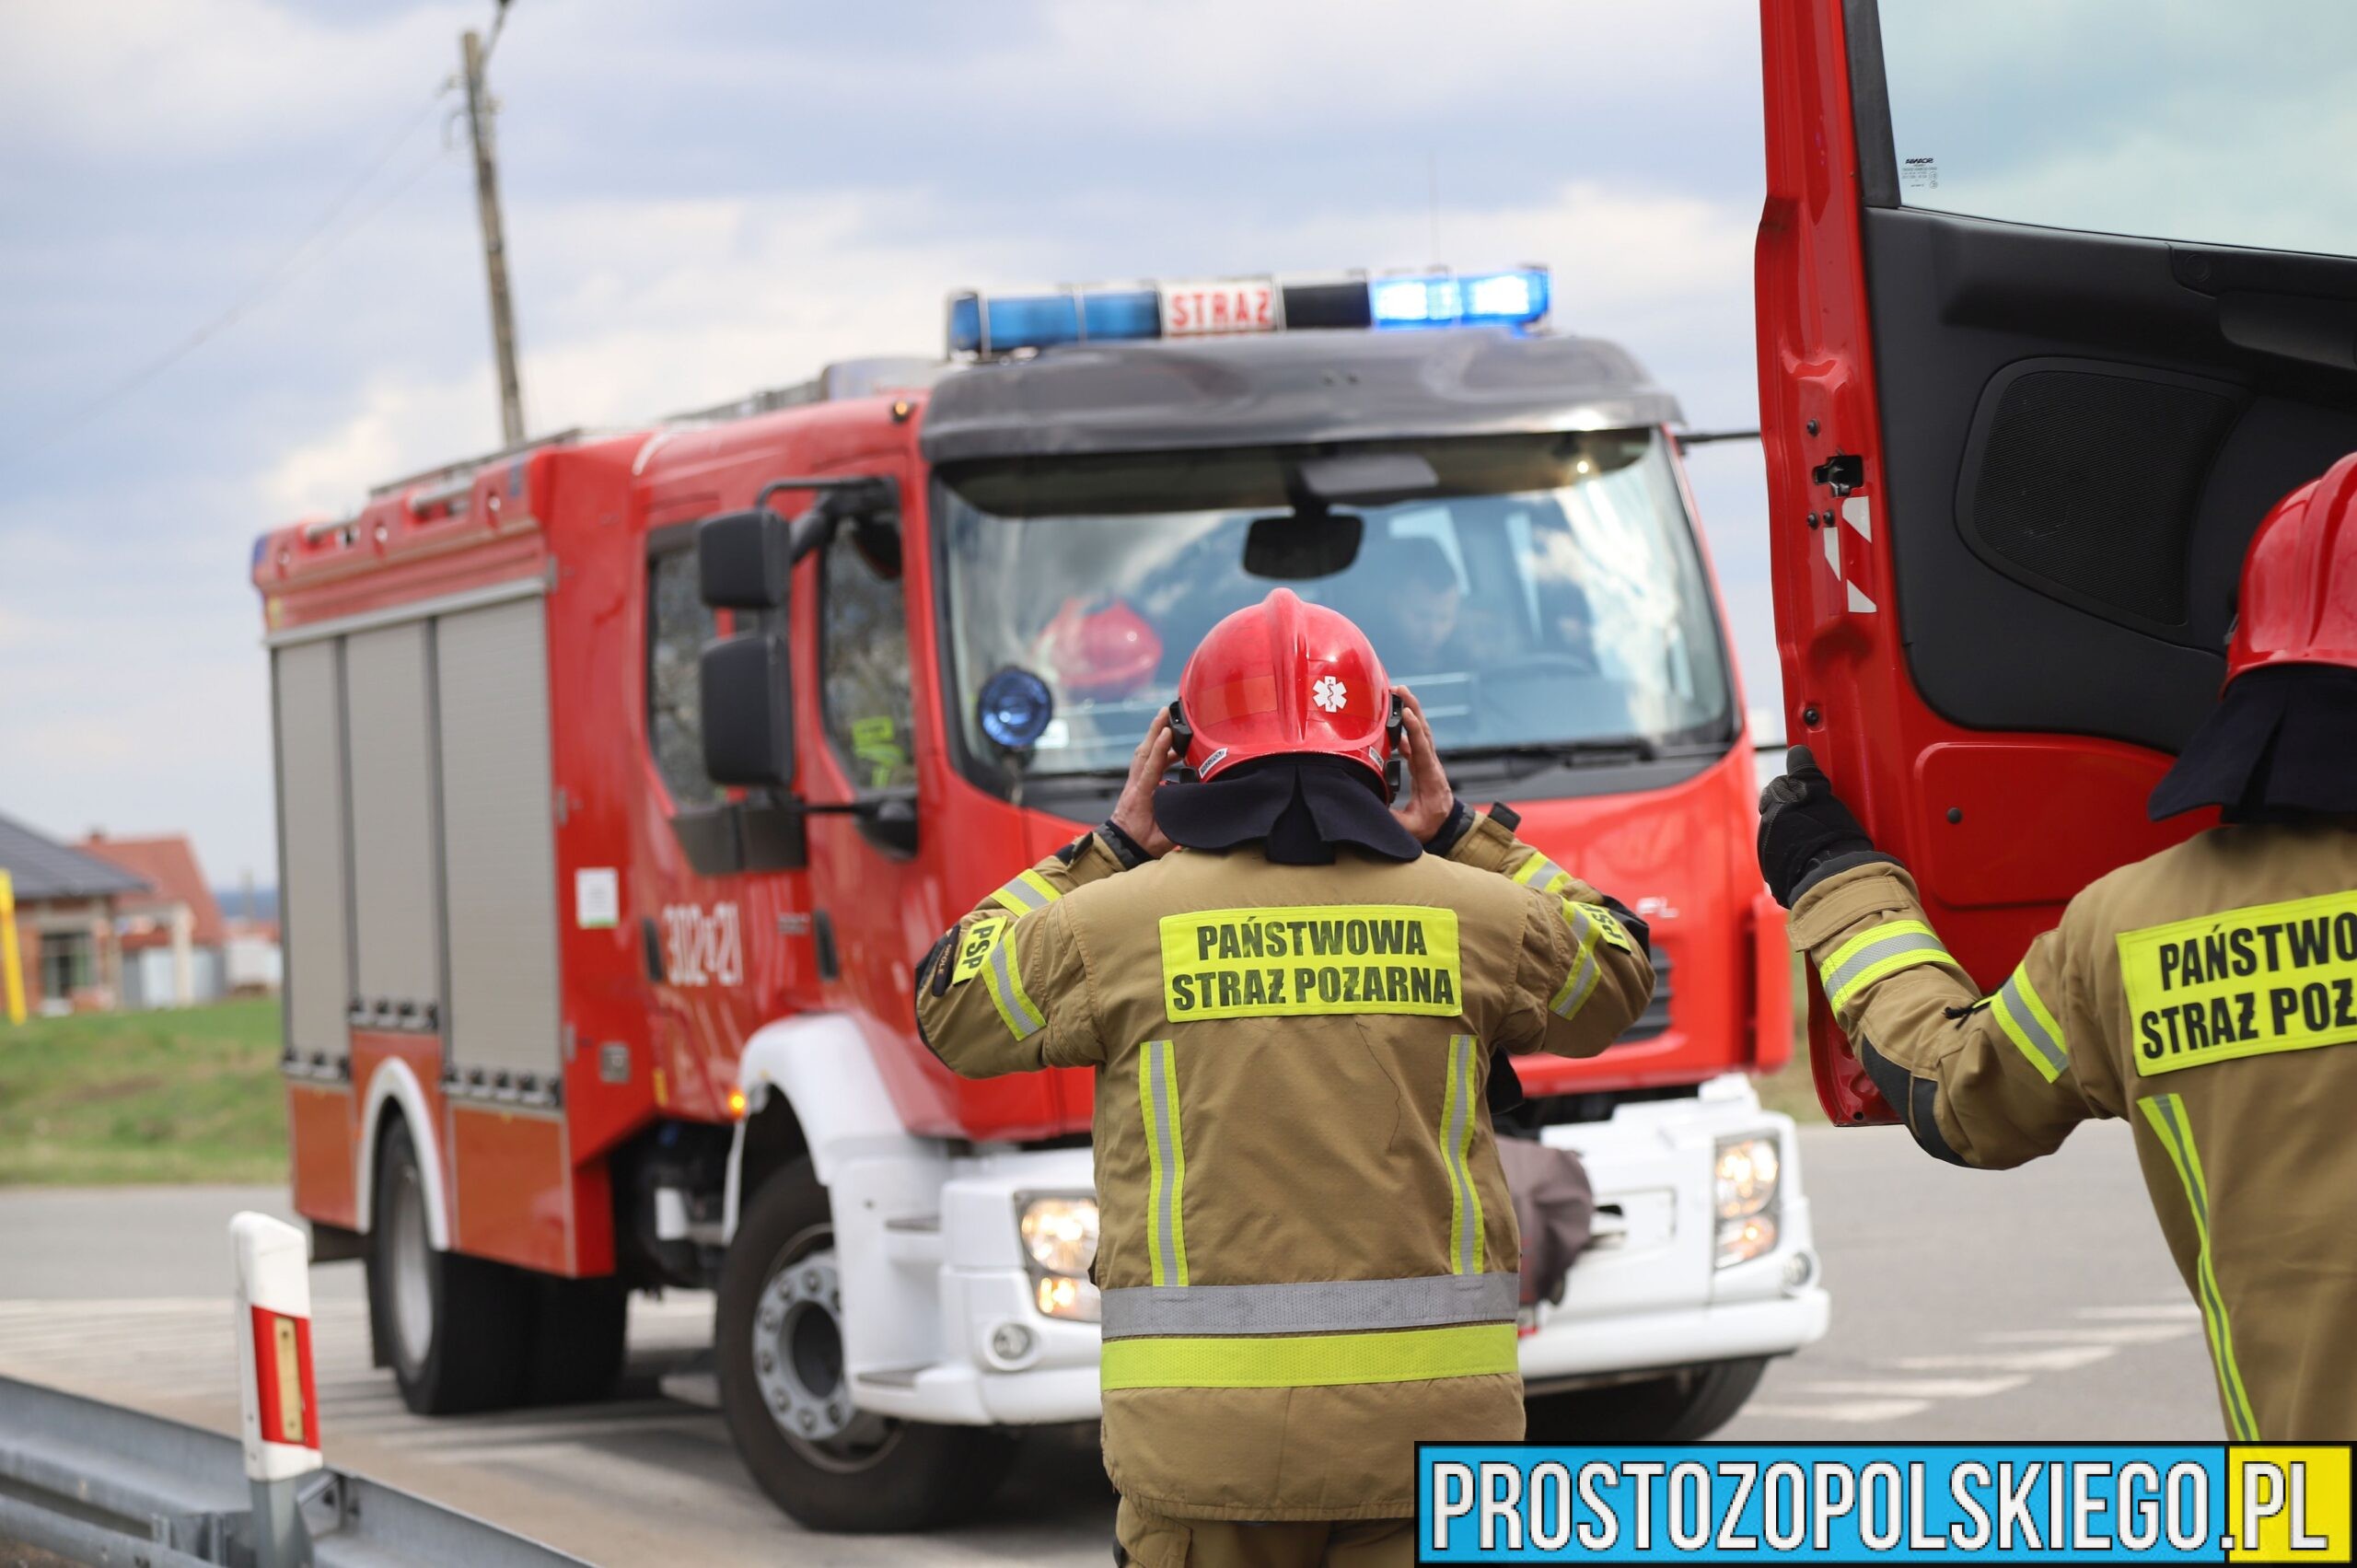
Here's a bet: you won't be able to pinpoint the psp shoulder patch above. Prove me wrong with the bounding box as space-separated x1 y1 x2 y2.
952 916 1009 986
1574 901 1634 953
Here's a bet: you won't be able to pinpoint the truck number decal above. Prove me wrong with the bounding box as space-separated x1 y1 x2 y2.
661 902 743 987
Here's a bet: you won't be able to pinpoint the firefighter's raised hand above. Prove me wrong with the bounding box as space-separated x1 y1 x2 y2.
1757 744 1886 907
1110 709 1178 859
1390 687 1456 842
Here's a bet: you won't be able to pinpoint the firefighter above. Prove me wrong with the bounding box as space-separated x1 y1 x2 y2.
914 587 1655 1567
1757 453 2357 1442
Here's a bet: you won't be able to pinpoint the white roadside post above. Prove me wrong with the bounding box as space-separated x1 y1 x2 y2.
231 1213 320 1568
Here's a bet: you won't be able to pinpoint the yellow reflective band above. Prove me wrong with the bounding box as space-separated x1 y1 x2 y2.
1991 966 2067 1083
1549 903 1605 1020
1817 919 1954 1014
2138 1094 2258 1439
1513 854 1573 897
984 928 1043 1040
950 916 1005 986
2119 889 2357 1077
989 868 1063 914
1098 1321 1517 1390
1158 905 1462 1020
1439 1035 1484 1274
1140 1041 1189 1286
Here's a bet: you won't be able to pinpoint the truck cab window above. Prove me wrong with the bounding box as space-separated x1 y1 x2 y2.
820 528 916 794
936 429 1733 782
647 545 722 807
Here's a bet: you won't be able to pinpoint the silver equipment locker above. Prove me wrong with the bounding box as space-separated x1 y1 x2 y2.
435 597 563 1082
343 622 443 1029
272 639 353 1058
268 579 562 1092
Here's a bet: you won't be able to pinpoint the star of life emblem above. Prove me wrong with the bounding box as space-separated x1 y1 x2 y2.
1311 676 1348 713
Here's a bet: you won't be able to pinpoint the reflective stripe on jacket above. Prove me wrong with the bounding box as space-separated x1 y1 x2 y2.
1790 826 2357 1443
914 811 1654 1520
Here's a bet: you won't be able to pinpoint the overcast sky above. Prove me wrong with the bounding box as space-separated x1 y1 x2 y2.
0 0 1777 885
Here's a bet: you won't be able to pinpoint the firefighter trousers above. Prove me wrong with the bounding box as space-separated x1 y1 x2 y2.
1115 1497 1412 1568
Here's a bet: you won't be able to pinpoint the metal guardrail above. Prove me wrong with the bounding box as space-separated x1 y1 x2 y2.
0 1376 590 1568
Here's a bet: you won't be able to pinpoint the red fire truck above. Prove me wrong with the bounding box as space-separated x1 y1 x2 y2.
254 265 1827 1530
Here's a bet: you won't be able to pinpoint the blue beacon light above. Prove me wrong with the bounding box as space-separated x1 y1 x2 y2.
947 288 1160 356
1367 268 1548 330
977 667 1056 751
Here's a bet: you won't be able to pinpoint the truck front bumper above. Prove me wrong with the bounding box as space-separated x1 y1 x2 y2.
842 1078 1826 1427
1516 1074 1830 1386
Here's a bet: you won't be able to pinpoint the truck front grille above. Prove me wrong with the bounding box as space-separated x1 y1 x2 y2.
1619 943 1672 1042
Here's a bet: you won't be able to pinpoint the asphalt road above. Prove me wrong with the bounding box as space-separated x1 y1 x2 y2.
0 1122 2218 1565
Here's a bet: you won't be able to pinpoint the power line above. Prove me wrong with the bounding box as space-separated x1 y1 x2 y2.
26 74 462 450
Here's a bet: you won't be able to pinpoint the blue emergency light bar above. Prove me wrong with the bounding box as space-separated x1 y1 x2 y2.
946 267 1550 358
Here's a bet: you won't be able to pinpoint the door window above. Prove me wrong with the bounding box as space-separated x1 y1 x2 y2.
1875 0 2357 258
647 544 723 807
819 529 916 793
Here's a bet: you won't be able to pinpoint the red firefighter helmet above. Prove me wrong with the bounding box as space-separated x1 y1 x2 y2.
1040 598 1163 699
2226 449 2357 684
1175 588 1393 783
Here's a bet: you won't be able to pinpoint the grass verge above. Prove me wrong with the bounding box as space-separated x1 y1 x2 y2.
0 997 285 1185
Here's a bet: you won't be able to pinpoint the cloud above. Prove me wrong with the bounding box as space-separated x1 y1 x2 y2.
0 1 471 163
264 370 497 522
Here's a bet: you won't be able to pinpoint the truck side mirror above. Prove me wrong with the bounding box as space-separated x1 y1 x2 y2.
698 510 791 610
849 514 902 582
701 632 795 787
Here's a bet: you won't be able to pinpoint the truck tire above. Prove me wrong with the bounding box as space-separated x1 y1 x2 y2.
367 1116 531 1414
527 1274 629 1407
1524 1356 1769 1443
716 1156 1019 1532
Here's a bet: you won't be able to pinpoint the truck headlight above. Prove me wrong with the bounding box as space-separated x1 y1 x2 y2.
1017 1194 1100 1321
1714 1135 1782 1269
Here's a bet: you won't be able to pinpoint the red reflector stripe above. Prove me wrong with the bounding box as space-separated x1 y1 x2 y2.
250 1306 319 1449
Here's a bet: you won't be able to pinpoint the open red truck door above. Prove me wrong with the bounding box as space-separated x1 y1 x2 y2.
1757 1 2357 1121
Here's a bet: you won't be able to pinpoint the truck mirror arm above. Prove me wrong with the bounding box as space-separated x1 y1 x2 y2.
782 790 919 857
761 477 898 569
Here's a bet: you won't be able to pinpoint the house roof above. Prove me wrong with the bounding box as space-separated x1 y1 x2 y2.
0 812 150 901
76 834 227 947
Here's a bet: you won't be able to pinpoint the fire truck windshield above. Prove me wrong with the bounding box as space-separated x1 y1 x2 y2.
935 427 1734 783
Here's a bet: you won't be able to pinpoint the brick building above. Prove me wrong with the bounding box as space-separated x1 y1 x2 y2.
76 832 231 1009
0 812 148 1015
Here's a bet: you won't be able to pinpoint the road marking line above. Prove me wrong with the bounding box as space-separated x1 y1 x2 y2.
1799 1376 2028 1400
370 1407 717 1446
1739 1399 1933 1423
1983 1325 2198 1345
1896 1346 2115 1373
417 1422 727 1464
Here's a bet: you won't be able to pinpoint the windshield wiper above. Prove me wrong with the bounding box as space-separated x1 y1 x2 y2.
1441 738 1665 774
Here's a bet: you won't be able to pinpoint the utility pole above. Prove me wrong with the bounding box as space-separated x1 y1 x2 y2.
460 25 526 447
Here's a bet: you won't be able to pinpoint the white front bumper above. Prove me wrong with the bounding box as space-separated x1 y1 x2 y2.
1516 1075 1829 1384
837 1077 1826 1427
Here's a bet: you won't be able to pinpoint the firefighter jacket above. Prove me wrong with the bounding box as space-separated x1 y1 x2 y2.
1791 824 2357 1442
913 810 1654 1521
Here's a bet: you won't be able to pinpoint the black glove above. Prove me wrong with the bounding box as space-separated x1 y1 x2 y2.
1757 745 1890 907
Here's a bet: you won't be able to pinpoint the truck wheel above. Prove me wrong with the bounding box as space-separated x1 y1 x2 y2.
527 1274 629 1406
367 1116 531 1414
716 1156 1019 1532
1524 1357 1769 1442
